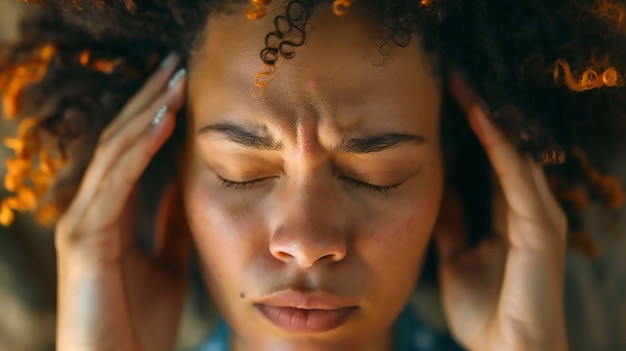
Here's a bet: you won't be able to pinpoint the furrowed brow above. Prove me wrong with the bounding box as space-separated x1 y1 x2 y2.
197 123 281 150
333 133 425 154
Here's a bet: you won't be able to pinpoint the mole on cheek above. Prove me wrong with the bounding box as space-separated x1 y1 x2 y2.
240 292 246 299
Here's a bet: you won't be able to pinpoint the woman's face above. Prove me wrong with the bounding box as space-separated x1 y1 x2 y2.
181 3 444 351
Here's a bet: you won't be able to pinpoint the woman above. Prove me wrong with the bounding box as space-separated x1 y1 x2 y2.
1 0 625 350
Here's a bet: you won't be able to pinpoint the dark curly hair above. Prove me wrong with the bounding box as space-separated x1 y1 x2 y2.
1 0 626 260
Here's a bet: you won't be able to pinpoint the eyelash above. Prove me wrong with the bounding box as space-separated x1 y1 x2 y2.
339 177 401 194
218 176 270 190
218 176 401 194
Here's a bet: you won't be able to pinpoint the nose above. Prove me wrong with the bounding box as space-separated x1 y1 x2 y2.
268 181 348 268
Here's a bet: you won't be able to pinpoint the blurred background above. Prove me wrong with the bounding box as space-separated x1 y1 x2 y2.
1 1 626 350
0 3 57 350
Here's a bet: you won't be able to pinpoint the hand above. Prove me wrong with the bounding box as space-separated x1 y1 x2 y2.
55 54 192 351
435 71 569 351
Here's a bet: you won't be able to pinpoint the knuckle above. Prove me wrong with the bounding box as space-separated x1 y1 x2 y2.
98 127 113 145
101 168 134 194
93 141 110 161
54 215 83 253
98 173 117 191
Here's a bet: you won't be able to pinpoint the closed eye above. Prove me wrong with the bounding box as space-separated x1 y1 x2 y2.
217 176 275 190
217 175 402 194
340 177 402 194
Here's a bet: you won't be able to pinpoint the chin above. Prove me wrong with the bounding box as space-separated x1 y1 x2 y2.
234 321 389 351
243 334 364 351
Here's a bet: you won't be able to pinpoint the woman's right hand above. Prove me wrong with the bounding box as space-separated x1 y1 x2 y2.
55 53 192 351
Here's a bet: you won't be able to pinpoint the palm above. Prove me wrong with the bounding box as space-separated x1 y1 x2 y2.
438 206 566 350
121 184 191 351
54 57 190 351
436 71 569 351
56 184 191 351
123 250 188 351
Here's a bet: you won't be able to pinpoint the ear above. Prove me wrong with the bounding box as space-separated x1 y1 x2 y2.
154 179 193 272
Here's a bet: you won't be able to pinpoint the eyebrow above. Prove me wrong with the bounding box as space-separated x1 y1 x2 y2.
198 123 281 150
332 133 425 153
198 123 425 154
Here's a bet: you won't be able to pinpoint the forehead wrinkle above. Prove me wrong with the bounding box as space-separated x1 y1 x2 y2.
188 3 442 156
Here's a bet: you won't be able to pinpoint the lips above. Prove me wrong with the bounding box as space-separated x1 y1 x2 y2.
255 290 358 333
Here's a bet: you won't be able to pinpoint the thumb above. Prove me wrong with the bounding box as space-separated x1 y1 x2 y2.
154 180 193 273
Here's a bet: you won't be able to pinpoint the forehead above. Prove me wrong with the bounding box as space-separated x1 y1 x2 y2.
187 3 442 132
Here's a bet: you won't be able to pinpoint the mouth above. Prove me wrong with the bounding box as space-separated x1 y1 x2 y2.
255 305 357 333
254 290 359 333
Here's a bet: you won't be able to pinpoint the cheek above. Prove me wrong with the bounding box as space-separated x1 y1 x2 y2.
184 177 259 270
181 151 263 288
181 145 444 295
358 155 443 289
182 169 271 321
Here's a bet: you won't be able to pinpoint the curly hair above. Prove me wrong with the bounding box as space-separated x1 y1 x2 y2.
1 0 626 259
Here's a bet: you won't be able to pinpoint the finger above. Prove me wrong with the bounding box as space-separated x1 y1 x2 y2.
527 157 568 235
154 180 193 273
61 75 186 232
67 78 185 222
99 53 181 142
79 104 178 234
448 69 490 116
526 157 558 211
489 171 510 246
449 70 543 217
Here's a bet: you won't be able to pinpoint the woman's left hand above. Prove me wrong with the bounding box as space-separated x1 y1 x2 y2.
435 71 569 351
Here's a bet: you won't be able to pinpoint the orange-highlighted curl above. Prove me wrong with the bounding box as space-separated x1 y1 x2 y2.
332 0 354 16
79 49 124 74
36 203 60 228
558 185 588 213
1 44 56 118
246 0 272 20
553 59 624 92
570 147 625 210
252 64 277 97
1 43 144 227
540 147 566 165
1 117 67 227
0 44 70 227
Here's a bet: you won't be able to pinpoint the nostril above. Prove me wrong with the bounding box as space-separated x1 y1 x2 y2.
319 253 340 262
270 243 346 268
269 226 348 267
273 250 293 262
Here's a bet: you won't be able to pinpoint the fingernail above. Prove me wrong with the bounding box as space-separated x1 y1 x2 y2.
168 68 187 89
160 52 179 68
152 106 168 126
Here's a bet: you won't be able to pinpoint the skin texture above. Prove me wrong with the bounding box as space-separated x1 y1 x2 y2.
182 5 443 351
53 2 569 351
